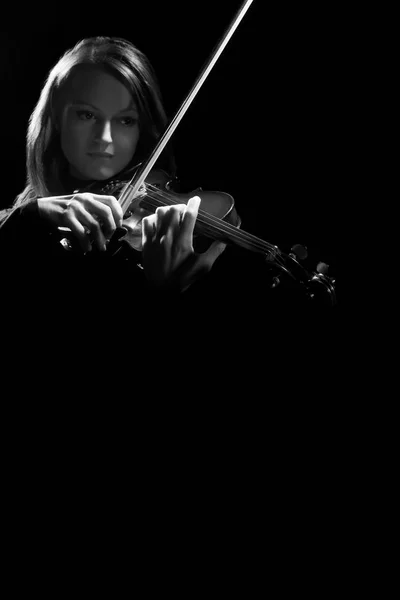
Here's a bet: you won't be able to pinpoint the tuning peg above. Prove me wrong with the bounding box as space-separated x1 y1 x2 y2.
271 276 280 288
316 261 329 275
290 244 308 261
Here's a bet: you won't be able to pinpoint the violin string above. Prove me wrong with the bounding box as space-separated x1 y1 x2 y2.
142 183 278 256
119 182 264 251
118 183 293 273
144 186 303 277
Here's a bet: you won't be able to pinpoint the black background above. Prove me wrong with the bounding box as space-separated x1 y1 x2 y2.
1 4 346 555
1 0 342 276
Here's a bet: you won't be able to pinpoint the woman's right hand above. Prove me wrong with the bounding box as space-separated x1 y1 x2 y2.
37 193 123 252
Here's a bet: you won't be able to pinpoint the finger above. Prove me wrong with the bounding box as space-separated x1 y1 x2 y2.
154 206 171 236
68 215 92 253
176 241 227 292
69 203 107 251
142 214 157 247
197 240 227 268
77 193 121 239
155 205 180 239
91 194 123 228
186 241 227 278
93 203 116 240
179 196 201 245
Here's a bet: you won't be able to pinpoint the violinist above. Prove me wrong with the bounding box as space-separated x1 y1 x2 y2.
0 36 228 334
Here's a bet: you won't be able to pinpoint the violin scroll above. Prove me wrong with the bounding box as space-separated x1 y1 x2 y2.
266 243 336 307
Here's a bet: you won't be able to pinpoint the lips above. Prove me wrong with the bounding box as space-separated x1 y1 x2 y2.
88 152 114 158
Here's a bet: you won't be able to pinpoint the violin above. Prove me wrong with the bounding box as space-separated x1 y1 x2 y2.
58 164 336 307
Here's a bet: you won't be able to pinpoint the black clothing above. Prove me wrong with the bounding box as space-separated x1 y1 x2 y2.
0 194 336 375
0 195 339 480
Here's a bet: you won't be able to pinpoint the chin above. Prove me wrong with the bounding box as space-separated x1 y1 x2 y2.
88 166 117 181
95 172 114 181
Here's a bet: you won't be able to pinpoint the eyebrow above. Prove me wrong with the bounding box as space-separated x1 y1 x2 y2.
70 100 138 114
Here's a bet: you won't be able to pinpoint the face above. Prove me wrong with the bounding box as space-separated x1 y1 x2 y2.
59 66 140 180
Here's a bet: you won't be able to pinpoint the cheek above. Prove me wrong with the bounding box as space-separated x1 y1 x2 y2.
116 129 139 156
61 124 86 157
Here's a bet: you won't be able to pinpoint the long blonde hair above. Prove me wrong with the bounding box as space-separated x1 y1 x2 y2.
11 36 176 210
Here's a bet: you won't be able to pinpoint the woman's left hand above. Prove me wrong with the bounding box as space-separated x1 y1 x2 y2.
141 196 226 292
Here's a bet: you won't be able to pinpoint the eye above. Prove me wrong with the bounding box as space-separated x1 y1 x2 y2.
119 116 137 127
76 110 95 121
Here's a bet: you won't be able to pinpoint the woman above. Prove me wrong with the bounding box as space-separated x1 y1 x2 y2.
0 36 227 333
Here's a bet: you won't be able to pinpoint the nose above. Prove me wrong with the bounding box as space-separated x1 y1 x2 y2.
94 120 113 145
